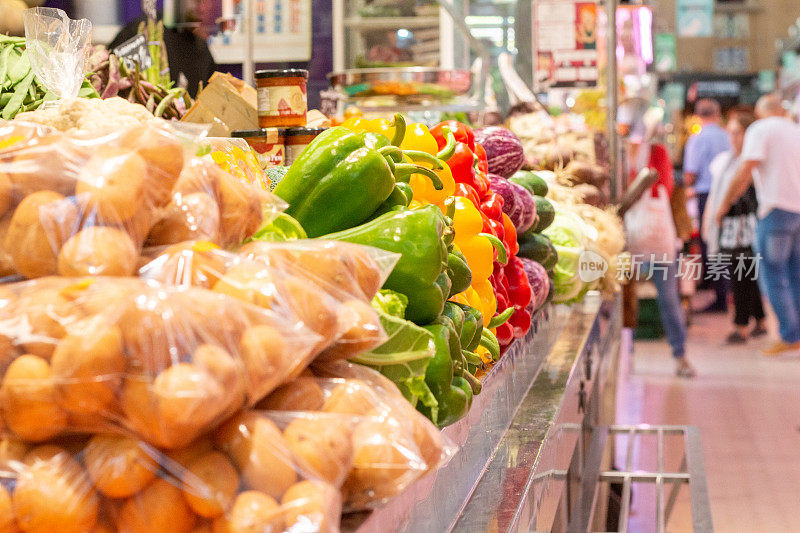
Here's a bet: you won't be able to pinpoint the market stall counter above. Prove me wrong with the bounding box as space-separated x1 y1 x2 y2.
343 292 622 532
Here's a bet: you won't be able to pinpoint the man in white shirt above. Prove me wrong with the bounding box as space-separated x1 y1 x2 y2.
715 94 800 354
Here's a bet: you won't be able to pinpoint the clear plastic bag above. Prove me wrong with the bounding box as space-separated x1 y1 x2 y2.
0 120 284 279
140 240 397 361
255 362 455 510
23 7 92 103
0 434 341 532
201 137 274 193
147 157 282 249
0 276 321 449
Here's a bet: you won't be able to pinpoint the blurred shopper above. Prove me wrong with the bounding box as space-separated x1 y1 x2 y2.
715 94 800 355
684 98 731 312
109 0 216 97
703 112 766 344
625 107 696 377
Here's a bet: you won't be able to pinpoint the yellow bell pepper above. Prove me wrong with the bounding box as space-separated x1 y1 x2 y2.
451 196 493 283
451 283 496 327
342 116 455 210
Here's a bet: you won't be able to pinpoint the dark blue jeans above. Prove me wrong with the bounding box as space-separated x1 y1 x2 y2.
755 209 800 343
642 260 687 359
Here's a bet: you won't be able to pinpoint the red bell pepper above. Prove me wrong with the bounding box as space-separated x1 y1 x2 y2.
505 257 532 309
474 143 489 174
509 308 532 339
502 213 519 257
432 121 475 152
480 192 504 221
455 182 481 209
445 143 488 198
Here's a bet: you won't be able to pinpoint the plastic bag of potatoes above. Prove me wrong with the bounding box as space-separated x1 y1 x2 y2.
0 120 284 279
254 361 455 510
139 239 398 362
0 276 322 449
0 434 341 533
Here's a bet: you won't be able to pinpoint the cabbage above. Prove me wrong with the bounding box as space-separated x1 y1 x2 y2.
542 210 593 303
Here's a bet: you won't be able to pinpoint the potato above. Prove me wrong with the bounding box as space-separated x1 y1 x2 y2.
12 446 99 533
76 146 145 224
211 491 282 533
118 124 184 206
192 344 245 408
120 205 156 247
238 325 291 401
181 451 239 518
166 436 215 467
83 435 158 498
281 481 338 533
6 191 79 278
0 354 68 442
57 226 138 277
13 281 77 358
176 289 250 348
211 261 278 309
315 300 383 363
120 377 175 449
152 363 231 445
214 413 297 498
322 380 384 417
0 173 10 217
117 478 196 533
216 170 262 245
50 322 126 416
5 137 81 198
174 161 219 198
146 192 220 246
146 242 227 289
117 296 188 374
0 214 16 277
283 415 353 485
343 418 423 506
278 276 338 350
257 377 325 411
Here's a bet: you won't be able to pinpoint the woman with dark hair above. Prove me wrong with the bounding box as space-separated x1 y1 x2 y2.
703 111 766 344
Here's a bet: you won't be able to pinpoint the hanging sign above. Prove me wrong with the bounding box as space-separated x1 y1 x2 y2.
534 0 599 88
676 0 713 37
654 34 676 73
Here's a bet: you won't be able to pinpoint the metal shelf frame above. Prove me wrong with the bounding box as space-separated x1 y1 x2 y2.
569 425 714 533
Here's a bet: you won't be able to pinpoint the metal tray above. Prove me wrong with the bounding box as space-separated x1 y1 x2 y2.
342 293 621 532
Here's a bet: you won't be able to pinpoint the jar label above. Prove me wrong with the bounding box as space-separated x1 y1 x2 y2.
285 142 309 167
257 85 307 118
249 141 285 168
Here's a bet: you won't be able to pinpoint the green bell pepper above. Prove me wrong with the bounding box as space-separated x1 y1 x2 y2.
247 213 307 242
325 205 450 325
446 250 472 297
274 127 443 237
371 181 414 218
418 323 471 427
274 127 397 237
454 302 483 352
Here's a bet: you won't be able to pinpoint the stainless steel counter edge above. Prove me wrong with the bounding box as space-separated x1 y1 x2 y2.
343 293 619 533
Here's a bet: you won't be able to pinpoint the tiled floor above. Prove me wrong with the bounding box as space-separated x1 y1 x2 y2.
615 294 800 532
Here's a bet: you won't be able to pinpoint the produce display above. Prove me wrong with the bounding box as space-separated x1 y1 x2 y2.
0 13 626 528
0 36 98 120
84 45 189 120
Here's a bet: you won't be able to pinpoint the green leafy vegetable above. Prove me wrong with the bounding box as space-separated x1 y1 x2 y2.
371 289 408 319
352 298 437 410
542 210 591 303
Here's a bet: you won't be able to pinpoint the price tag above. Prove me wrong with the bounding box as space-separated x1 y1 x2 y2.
112 34 152 71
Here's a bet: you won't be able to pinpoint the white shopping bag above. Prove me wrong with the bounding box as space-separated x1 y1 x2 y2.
624 185 678 261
